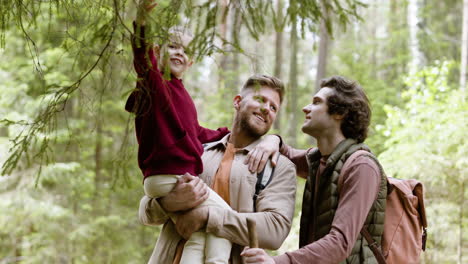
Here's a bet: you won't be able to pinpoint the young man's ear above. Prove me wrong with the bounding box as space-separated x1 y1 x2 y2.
332 112 346 121
233 95 242 110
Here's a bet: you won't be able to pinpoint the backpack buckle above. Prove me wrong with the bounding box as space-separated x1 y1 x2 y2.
422 228 427 251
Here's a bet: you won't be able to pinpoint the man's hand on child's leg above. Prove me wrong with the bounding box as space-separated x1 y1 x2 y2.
175 207 209 240
159 173 209 212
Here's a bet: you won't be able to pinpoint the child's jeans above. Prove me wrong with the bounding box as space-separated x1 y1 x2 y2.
144 174 232 264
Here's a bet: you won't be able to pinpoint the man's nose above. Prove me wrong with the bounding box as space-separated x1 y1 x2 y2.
302 104 311 114
260 102 271 114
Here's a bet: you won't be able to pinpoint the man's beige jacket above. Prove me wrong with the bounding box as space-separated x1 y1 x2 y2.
139 134 297 264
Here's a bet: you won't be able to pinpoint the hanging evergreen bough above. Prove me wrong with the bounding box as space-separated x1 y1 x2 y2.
1 0 119 177
1 0 365 177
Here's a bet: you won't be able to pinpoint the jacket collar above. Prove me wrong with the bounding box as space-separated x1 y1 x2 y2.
204 133 263 153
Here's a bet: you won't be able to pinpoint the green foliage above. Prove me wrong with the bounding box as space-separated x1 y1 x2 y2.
419 0 462 64
0 0 365 177
378 61 468 262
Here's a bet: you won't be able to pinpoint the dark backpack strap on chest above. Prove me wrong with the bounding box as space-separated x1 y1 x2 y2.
253 162 275 212
203 143 276 212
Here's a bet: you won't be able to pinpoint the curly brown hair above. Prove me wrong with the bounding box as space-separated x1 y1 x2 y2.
320 76 371 143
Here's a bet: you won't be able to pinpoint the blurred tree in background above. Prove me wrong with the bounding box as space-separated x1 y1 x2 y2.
0 0 466 263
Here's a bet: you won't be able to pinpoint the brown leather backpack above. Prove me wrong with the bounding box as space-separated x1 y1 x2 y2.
341 151 428 264
379 177 427 263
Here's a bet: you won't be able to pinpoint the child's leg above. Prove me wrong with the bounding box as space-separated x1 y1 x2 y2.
143 174 179 224
179 231 205 264
144 175 205 263
180 188 232 264
144 175 231 264
143 174 178 198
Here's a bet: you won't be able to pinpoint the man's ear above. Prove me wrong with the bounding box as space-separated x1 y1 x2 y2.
233 95 242 110
332 113 345 121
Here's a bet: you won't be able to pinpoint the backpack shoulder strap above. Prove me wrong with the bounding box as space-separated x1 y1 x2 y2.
337 150 373 195
253 161 275 211
361 227 387 264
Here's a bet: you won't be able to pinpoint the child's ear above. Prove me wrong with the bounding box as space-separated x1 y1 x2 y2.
187 60 194 68
233 95 242 110
154 45 161 60
153 44 160 53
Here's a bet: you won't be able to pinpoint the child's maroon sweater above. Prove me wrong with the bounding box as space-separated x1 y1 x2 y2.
126 23 229 179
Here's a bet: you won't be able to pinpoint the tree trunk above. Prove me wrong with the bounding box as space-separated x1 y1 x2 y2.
288 20 298 146
218 0 230 93
274 0 284 131
388 0 408 89
460 0 468 93
228 1 241 96
315 16 329 92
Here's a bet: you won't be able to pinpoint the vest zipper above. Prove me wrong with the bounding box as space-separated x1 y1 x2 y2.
311 163 321 241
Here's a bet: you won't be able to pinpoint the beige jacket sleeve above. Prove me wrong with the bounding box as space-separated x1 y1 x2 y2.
206 156 297 250
138 195 170 226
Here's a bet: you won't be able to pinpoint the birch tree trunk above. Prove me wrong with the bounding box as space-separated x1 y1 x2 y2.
460 0 468 94
408 0 425 73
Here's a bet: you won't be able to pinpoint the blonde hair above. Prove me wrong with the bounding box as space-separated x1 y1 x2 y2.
168 26 193 38
242 74 285 103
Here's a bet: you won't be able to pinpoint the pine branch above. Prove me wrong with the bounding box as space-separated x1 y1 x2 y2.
2 7 118 177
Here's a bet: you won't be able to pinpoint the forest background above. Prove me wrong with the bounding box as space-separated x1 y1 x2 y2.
0 0 467 263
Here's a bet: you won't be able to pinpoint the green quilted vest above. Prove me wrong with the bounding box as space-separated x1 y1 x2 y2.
299 139 387 264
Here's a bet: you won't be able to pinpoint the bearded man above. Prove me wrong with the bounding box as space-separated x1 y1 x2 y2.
139 74 297 264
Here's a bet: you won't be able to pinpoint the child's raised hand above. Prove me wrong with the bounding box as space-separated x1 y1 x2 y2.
136 0 157 24
144 0 157 12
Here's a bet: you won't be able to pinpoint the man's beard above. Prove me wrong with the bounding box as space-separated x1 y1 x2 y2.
239 113 269 139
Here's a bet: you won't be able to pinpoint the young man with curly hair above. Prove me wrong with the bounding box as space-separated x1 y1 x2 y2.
242 76 387 264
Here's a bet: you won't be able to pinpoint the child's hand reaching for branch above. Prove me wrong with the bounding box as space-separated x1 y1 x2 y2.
136 0 158 25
